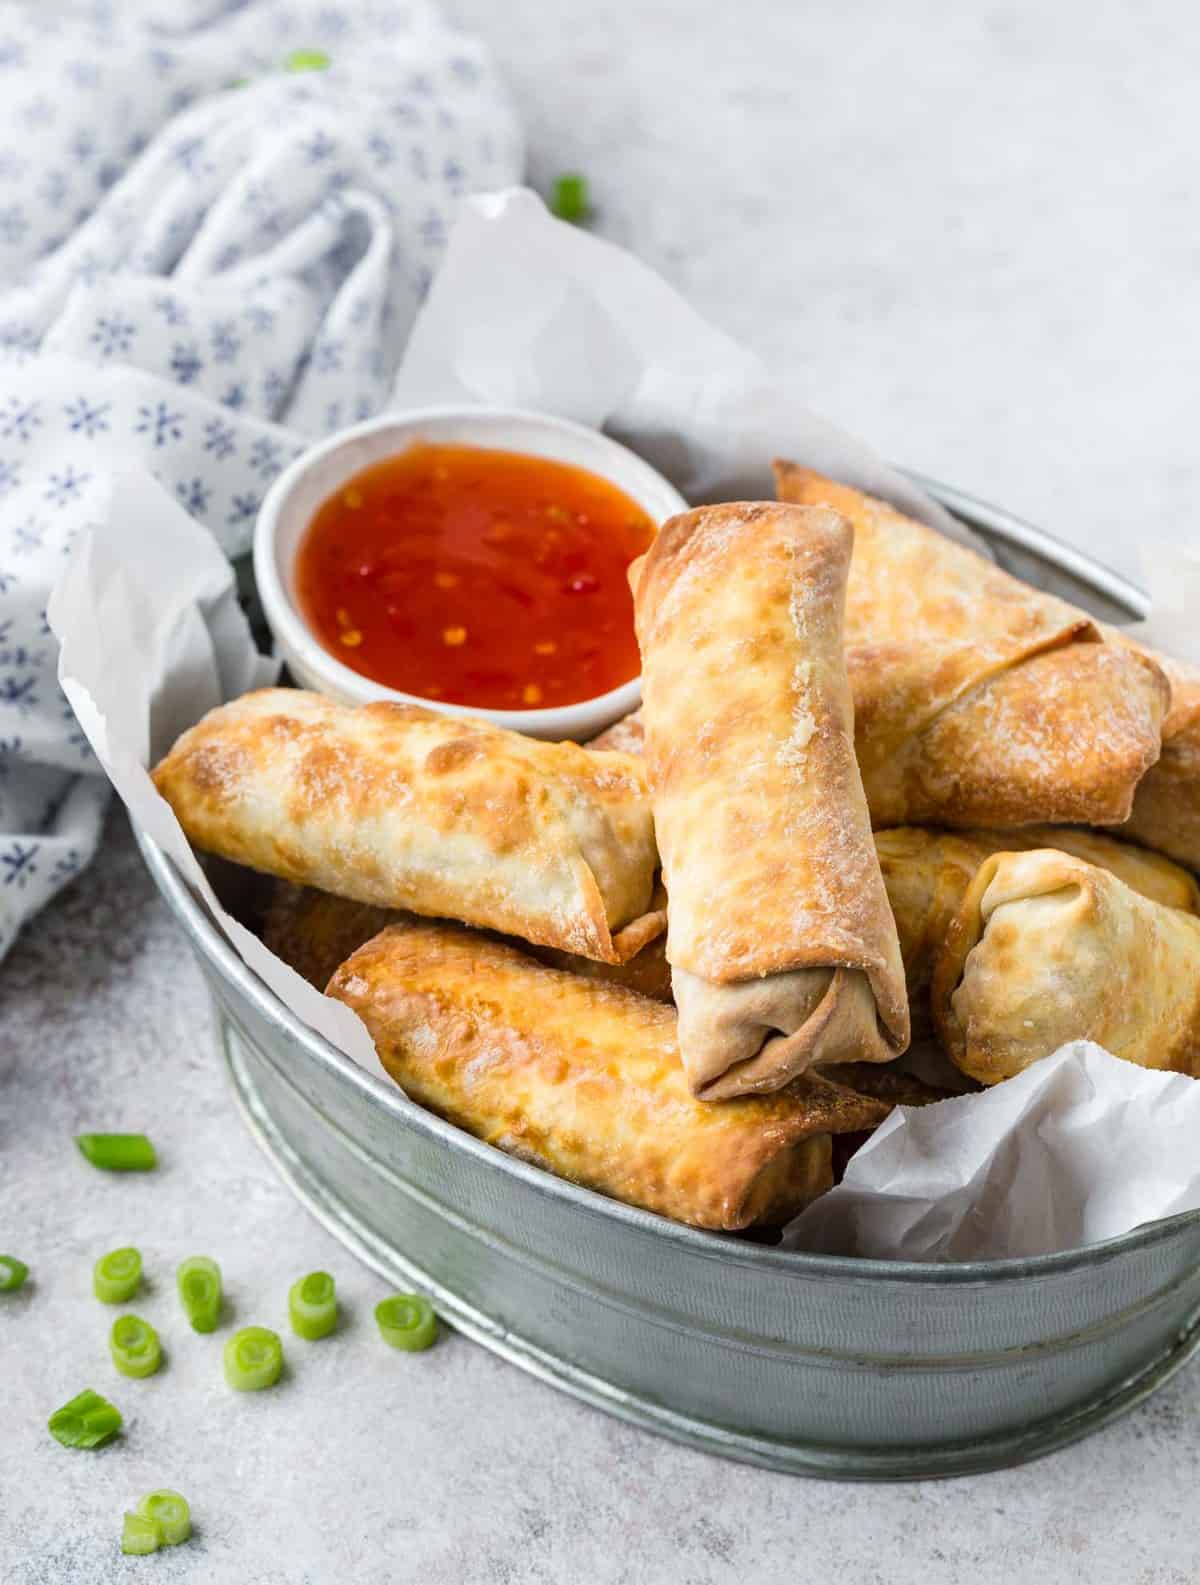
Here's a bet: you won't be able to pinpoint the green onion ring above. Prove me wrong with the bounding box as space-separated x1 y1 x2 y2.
93 1246 142 1305
136 1490 191 1547
374 1293 438 1352
223 1326 283 1391
176 1256 222 1333
288 1270 337 1340
110 1314 162 1380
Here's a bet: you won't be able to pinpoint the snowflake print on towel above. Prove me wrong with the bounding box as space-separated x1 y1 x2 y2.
44 467 90 507
0 838 37 888
0 399 41 443
63 397 110 438
90 314 136 359
135 402 184 447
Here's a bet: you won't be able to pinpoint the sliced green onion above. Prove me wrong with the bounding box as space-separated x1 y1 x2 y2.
284 47 330 72
0 1255 29 1292
136 1490 191 1547
48 1388 122 1450
177 1256 222 1333
224 1326 283 1391
288 1270 337 1340
110 1315 162 1380
93 1246 142 1305
122 1512 160 1555
549 172 590 224
374 1293 438 1352
76 1133 157 1172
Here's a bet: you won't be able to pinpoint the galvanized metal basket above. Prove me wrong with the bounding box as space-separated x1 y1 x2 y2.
136 479 1200 1479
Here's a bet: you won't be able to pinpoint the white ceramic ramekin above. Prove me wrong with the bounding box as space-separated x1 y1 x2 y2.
253 407 688 740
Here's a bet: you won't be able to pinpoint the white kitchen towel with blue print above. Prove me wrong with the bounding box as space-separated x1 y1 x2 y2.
0 0 522 959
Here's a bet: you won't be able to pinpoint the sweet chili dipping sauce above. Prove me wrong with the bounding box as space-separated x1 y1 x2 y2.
296 442 656 710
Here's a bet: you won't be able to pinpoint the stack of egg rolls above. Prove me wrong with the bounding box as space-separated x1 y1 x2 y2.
152 458 1200 1233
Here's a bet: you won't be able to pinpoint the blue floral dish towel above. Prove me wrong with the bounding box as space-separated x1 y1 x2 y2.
0 0 522 960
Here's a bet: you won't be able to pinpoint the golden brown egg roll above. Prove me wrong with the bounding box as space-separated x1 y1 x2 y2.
932 849 1200 1085
631 501 909 1100
773 463 1168 829
327 919 892 1230
262 878 674 1001
153 688 661 964
876 824 1200 1003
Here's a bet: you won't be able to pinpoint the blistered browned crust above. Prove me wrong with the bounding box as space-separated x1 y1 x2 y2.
327 920 892 1230
263 878 674 1003
152 689 661 963
931 850 1200 1085
773 463 1168 828
631 501 909 1096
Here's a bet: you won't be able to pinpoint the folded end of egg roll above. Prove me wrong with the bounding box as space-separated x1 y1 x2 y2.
774 462 1170 828
932 849 1200 1085
633 500 910 1098
327 918 891 1229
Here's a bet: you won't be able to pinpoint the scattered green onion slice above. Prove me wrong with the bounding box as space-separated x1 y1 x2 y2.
137 1490 191 1547
284 47 330 72
224 1326 283 1391
122 1511 160 1555
177 1256 222 1333
288 1270 337 1340
76 1133 157 1172
374 1293 438 1352
0 1255 29 1292
110 1315 162 1380
549 172 590 224
48 1388 122 1449
93 1246 142 1305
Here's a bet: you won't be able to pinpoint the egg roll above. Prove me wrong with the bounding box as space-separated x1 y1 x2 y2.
773 463 1168 828
876 824 1200 1002
327 919 892 1230
153 689 662 964
631 501 909 1099
263 877 673 1001
932 849 1200 1085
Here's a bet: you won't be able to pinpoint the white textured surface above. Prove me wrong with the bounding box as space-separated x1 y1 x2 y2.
5 2 1200 1579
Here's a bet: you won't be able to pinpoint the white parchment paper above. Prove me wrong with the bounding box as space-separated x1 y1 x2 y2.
786 1043 1200 1260
47 187 1200 1261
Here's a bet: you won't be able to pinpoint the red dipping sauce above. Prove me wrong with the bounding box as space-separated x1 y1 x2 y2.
295 442 657 711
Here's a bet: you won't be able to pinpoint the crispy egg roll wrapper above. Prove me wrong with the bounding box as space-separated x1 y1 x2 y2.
263 879 674 1001
328 920 892 1230
153 689 662 964
773 463 1168 828
631 502 909 1099
876 824 1200 1002
932 850 1200 1085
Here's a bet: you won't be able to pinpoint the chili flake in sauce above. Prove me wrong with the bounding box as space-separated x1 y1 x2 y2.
295 443 656 710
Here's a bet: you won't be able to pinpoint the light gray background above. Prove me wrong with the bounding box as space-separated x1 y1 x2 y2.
4 3 1198 1581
